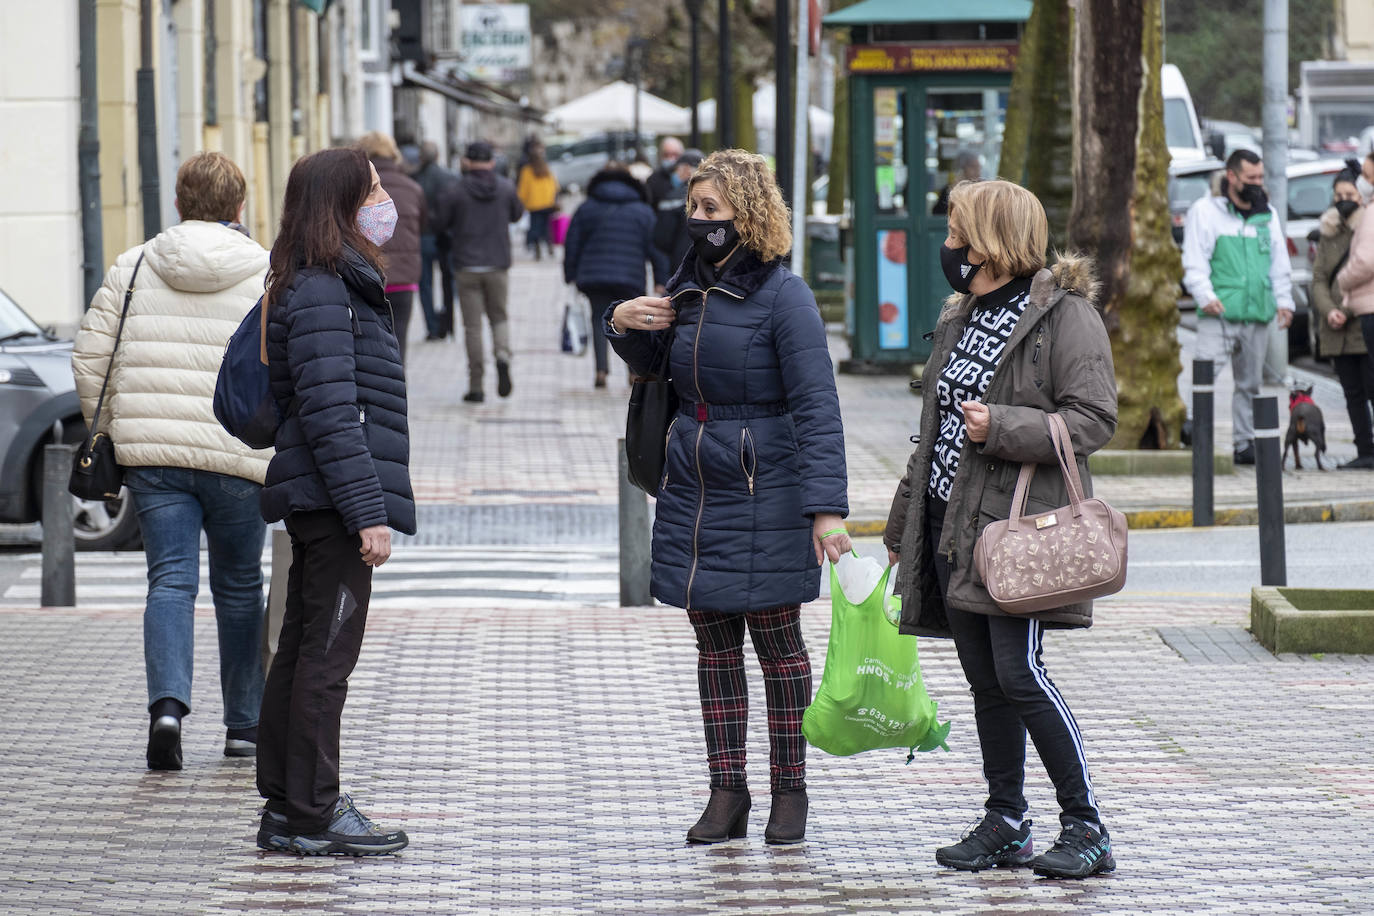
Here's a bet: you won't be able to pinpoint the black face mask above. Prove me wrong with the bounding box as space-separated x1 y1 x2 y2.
687 218 740 262
1238 182 1269 212
940 242 984 294
1336 198 1361 220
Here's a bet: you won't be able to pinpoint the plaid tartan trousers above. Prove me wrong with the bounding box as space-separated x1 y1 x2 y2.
687 605 811 792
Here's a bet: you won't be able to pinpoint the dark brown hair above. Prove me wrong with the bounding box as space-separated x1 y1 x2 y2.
266 147 381 305
528 145 550 179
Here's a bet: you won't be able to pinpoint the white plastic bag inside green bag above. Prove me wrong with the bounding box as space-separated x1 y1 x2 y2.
803 553 951 760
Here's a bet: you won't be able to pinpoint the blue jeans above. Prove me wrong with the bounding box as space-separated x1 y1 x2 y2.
124 466 267 729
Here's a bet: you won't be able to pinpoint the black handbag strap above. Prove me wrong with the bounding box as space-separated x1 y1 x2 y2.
84 251 145 447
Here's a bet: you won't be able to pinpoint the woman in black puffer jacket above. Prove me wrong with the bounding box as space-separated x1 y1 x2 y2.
254 147 414 858
564 164 668 387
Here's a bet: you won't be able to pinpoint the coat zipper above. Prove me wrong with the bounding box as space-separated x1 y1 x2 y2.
660 416 678 490
739 427 756 495
683 283 745 609
359 406 367 425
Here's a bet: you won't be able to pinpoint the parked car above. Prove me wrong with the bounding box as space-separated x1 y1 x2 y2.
1285 158 1349 357
546 131 657 193
0 286 140 550
1168 156 1225 246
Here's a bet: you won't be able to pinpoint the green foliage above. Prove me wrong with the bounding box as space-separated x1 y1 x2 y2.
1164 0 1336 125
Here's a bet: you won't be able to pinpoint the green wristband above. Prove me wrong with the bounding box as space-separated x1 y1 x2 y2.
821 528 848 539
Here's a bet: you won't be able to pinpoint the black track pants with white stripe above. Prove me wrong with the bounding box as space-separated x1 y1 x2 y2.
927 498 1101 827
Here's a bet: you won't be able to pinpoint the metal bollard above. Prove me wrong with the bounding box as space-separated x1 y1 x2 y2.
1191 359 1214 527
1253 395 1287 586
617 438 652 606
41 440 76 607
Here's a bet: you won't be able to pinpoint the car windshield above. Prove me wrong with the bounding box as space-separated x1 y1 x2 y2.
1170 173 1214 211
1164 98 1198 150
1288 171 1340 220
0 288 45 340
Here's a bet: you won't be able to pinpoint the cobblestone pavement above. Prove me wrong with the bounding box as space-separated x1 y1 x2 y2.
0 579 1371 915
401 257 1374 527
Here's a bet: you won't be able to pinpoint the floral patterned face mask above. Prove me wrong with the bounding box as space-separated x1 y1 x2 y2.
356 198 398 246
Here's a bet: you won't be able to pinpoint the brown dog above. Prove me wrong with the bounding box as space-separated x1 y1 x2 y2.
1284 384 1326 470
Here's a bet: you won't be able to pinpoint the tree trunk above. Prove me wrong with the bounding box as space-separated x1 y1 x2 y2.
1000 0 1074 246
827 68 849 216
1068 0 1184 449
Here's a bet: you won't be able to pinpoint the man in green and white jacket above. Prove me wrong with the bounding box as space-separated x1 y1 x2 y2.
1182 149 1293 465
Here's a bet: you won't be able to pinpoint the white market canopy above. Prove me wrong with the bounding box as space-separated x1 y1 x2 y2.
545 81 691 135
695 83 835 140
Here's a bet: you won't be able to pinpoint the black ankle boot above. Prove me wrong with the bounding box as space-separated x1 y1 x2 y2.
764 787 808 845
686 788 751 844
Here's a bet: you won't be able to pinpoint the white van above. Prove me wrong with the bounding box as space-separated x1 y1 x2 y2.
1162 63 1208 164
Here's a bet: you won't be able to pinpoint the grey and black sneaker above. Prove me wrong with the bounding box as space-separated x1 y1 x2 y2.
935 812 1035 871
256 808 293 851
289 794 408 857
1031 818 1115 879
225 726 257 758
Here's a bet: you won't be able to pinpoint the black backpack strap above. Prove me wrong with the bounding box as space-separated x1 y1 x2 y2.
84 251 146 446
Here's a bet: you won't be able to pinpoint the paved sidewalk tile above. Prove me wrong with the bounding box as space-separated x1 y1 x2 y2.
0 593 1370 914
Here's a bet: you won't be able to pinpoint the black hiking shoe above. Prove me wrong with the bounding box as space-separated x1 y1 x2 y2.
935 812 1034 871
288 794 408 856
256 808 292 851
1031 818 1115 879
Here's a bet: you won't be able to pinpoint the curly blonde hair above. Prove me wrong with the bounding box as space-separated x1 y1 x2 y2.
688 149 792 261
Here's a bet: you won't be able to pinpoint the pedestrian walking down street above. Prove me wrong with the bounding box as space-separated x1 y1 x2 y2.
884 179 1118 880
360 132 426 364
564 164 668 388
72 152 271 771
644 136 685 210
651 149 704 280
516 141 559 260
605 149 851 846
1338 151 1374 395
1181 149 1294 465
435 141 524 403
411 142 458 341
254 148 414 856
1311 164 1374 470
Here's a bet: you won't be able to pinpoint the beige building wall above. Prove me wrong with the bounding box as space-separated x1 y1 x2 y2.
1344 0 1374 61
0 0 84 325
96 0 142 269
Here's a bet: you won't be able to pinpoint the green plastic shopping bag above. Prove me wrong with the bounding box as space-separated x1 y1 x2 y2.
803 554 951 761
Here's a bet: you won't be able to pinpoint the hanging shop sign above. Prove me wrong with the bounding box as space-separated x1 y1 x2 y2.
460 4 532 82
846 44 1019 74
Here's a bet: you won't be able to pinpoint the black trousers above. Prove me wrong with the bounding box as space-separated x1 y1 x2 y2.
1332 352 1374 457
389 289 414 366
256 510 374 834
926 497 1101 827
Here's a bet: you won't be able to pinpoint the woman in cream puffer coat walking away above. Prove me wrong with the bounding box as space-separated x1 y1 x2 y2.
72 152 271 772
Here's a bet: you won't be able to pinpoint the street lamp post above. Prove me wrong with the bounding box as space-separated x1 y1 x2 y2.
685 0 704 149
718 0 732 148
775 0 792 203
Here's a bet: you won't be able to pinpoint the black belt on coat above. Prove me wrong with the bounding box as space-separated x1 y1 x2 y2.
681 401 788 421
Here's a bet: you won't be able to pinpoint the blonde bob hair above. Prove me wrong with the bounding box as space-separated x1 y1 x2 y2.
946 179 1048 278
688 149 792 262
356 130 402 163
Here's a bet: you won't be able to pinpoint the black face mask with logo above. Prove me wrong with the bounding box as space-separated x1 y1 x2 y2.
939 242 984 294
687 218 740 263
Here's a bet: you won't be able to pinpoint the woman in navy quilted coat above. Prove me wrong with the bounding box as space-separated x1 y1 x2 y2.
605 149 851 846
254 147 412 857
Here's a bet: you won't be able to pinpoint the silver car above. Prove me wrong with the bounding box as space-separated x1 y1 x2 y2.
0 286 140 550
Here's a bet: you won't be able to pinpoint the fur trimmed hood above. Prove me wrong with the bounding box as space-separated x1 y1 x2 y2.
940 253 1100 320
1320 204 1361 238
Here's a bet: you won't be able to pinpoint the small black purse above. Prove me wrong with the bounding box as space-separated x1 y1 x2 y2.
624 325 678 496
70 252 144 501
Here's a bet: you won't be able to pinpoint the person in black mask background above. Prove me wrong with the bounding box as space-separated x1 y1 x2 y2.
651 149 704 278
603 149 851 847
1181 148 1293 465
1310 165 1374 469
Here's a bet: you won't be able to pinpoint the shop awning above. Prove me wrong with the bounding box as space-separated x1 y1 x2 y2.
823 0 1030 26
401 65 545 123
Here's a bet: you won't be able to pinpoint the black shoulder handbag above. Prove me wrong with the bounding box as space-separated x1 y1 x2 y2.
70 252 145 500
624 324 679 495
